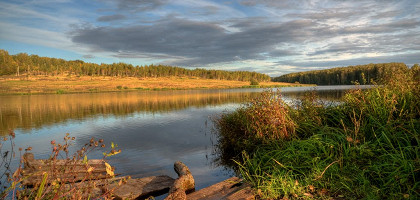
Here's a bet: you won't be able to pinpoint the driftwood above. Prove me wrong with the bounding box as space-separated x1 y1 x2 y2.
21 153 109 185
109 175 174 200
165 161 195 200
21 154 255 200
187 177 255 200
19 153 176 200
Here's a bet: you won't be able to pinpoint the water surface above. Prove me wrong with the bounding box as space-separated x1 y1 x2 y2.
0 85 370 191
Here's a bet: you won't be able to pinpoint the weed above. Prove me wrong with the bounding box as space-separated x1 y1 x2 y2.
1 133 124 199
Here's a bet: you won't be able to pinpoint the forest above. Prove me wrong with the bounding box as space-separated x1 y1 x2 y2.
0 50 271 82
272 62 417 85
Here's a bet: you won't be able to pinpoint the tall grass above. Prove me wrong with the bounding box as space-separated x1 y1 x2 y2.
214 90 296 165
214 67 419 199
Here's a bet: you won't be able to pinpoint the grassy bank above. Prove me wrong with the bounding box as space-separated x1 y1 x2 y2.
0 75 304 95
214 67 419 199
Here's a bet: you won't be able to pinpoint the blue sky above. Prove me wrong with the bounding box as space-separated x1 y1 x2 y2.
1 0 419 77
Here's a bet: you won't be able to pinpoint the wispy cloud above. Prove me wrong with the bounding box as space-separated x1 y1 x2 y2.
97 14 126 22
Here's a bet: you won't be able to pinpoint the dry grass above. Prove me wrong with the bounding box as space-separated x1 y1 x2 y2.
0 75 302 94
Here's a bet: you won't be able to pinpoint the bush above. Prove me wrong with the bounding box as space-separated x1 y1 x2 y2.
214 90 296 164
250 79 259 86
56 89 65 94
244 90 295 140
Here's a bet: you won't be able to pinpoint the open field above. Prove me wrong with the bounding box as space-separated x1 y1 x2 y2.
0 75 305 95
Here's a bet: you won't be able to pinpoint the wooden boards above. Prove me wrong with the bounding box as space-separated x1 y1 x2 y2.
18 154 255 199
187 177 255 200
21 153 109 185
109 175 175 200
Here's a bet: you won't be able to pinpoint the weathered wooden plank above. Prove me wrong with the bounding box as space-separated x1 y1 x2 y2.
21 171 110 185
23 153 106 170
21 153 108 185
187 177 255 200
108 175 175 200
223 186 254 200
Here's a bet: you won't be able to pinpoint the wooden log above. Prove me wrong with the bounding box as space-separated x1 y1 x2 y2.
173 161 195 193
20 153 109 186
165 161 195 200
108 175 175 200
187 177 255 200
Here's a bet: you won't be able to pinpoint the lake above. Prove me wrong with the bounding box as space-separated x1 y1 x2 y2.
0 85 371 192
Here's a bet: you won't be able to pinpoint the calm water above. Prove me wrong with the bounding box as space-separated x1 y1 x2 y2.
0 85 371 191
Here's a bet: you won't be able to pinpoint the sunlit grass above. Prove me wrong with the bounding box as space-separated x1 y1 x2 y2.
0 75 304 95
214 67 420 199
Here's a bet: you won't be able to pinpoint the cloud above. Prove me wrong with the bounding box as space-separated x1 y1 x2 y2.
2 0 420 75
240 0 299 9
71 3 420 71
97 14 126 22
115 0 168 11
71 16 325 67
82 54 95 59
0 22 71 49
338 18 420 35
277 51 420 69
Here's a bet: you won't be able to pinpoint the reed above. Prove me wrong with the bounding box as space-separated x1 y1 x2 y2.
214 67 419 199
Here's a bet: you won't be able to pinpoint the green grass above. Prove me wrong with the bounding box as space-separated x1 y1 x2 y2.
56 89 66 94
214 67 419 199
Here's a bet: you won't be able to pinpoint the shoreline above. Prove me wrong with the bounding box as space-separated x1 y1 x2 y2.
0 75 311 95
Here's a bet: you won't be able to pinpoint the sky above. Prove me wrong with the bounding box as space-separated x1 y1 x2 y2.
0 0 419 77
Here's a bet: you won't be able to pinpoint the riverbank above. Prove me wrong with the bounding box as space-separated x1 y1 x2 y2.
214 68 419 199
0 75 307 95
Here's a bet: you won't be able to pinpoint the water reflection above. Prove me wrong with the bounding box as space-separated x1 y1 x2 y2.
0 89 262 135
0 86 369 191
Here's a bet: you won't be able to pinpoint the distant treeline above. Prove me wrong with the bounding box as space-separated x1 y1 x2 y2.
273 63 417 85
0 50 270 82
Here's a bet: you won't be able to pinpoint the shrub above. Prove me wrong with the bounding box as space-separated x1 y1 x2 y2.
244 90 295 140
56 89 65 94
214 90 296 164
250 79 259 86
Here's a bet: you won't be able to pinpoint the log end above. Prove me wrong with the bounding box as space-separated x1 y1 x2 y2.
165 161 195 200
